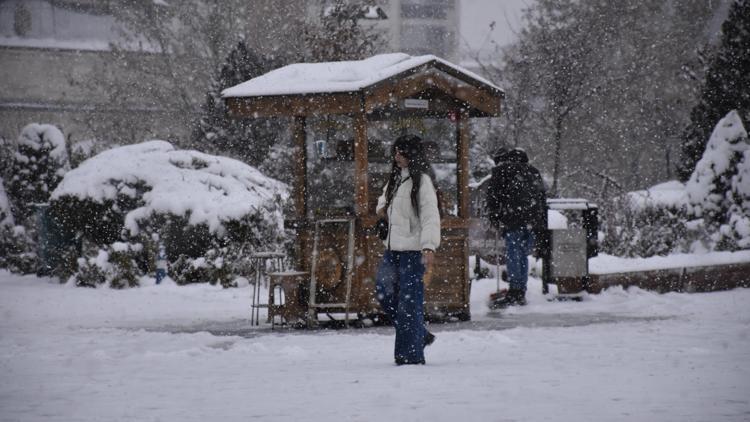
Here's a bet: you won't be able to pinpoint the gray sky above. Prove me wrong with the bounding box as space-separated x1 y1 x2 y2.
459 0 529 58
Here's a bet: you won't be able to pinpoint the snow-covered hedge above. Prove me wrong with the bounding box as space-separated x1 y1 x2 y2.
600 192 692 258
50 141 289 286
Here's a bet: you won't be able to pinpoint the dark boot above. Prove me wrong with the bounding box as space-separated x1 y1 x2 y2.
424 330 436 347
490 288 527 309
396 357 426 365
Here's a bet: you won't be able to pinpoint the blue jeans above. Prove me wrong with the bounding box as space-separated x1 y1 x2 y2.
376 250 426 363
504 228 535 291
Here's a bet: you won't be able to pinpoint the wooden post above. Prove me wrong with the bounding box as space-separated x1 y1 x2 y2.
293 116 307 219
353 112 369 217
457 110 470 219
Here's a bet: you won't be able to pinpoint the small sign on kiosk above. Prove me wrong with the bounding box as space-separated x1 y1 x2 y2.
403 98 429 109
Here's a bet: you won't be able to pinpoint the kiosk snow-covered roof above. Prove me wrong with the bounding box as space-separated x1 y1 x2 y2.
222 52 504 119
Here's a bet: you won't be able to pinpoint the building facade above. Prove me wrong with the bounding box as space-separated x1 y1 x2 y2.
1 0 459 147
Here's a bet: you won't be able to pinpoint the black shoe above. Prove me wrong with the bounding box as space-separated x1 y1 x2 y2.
395 358 426 366
424 330 436 347
490 288 527 309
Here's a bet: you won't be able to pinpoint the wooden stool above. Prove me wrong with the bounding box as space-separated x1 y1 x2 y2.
249 252 286 326
268 271 309 329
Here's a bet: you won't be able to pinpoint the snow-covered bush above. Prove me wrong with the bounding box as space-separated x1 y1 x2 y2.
170 248 232 287
6 124 70 222
71 242 142 288
600 185 691 258
50 141 288 286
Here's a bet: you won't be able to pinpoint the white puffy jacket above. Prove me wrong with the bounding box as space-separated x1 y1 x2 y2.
376 168 441 252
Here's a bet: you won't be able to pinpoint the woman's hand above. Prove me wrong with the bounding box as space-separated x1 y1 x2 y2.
422 249 434 267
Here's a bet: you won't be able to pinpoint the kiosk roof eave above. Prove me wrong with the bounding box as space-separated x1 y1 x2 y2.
225 91 364 119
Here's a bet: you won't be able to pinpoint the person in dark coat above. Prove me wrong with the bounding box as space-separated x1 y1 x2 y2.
485 147 547 308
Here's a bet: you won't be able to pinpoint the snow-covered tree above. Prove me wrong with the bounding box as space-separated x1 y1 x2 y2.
193 41 285 166
302 1 386 62
6 124 70 222
685 110 749 231
490 0 723 198
679 0 750 181
719 148 750 249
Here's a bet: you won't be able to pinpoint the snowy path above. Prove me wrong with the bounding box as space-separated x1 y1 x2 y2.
1 270 749 422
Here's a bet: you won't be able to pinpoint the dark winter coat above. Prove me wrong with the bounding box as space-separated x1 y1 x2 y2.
485 149 547 232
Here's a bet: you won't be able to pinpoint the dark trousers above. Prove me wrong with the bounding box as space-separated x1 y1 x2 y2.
504 227 535 291
375 250 426 363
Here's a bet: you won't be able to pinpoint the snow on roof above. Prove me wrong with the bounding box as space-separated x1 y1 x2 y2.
221 53 503 98
51 141 288 236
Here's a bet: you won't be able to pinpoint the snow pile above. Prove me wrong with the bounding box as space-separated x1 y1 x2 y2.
221 52 502 97
51 140 288 236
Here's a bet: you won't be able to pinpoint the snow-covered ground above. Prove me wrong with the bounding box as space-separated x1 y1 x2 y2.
1 269 749 422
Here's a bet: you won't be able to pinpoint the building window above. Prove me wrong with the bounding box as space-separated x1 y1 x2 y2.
14 3 32 36
402 24 452 57
401 4 448 19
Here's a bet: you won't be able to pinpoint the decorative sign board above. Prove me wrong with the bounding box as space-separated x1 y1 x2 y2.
404 99 429 109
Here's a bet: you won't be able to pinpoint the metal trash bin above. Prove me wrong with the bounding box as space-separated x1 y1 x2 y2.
542 199 599 296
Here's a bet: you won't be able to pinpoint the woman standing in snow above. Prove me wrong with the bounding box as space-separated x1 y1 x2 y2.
375 134 440 365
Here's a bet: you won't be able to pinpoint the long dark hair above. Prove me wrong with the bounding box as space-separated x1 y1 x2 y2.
385 134 436 217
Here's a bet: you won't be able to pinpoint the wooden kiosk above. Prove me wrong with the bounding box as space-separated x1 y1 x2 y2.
223 53 503 324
